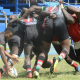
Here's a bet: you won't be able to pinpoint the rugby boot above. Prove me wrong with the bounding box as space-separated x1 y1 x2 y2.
50 57 58 74
33 71 39 78
26 73 32 78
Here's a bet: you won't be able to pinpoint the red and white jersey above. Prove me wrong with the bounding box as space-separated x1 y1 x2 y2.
45 5 64 18
52 15 80 49
20 15 37 25
67 16 80 42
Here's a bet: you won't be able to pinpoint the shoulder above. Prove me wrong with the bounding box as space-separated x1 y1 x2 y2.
0 32 6 47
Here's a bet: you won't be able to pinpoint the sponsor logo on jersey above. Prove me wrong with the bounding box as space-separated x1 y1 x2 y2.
26 22 37 25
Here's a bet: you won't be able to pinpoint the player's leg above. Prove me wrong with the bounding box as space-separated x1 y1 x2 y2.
50 17 70 74
32 45 54 74
75 49 80 62
65 46 80 72
24 45 33 78
33 43 51 78
23 46 37 69
52 42 80 72
24 26 35 78
33 17 54 78
30 46 37 60
68 45 79 62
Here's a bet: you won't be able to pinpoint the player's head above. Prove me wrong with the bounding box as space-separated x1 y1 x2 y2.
4 27 14 41
9 15 17 20
30 1 38 7
9 15 14 20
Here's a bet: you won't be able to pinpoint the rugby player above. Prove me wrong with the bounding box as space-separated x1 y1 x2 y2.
51 0 80 74
0 27 18 78
17 1 80 78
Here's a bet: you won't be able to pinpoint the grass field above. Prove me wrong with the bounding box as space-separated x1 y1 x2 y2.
0 55 80 80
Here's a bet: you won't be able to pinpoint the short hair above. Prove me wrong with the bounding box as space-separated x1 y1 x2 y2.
5 27 14 34
30 1 38 7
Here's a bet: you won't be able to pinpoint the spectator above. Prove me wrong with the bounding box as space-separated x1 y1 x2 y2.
8 0 15 4
21 0 26 3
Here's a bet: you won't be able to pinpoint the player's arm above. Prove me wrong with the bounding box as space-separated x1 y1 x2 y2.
20 8 28 17
4 51 19 63
8 7 27 26
59 0 75 24
8 8 28 25
65 6 80 24
19 5 43 20
39 11 56 19
4 43 19 63
8 15 17 26
33 11 56 20
0 45 10 73
61 5 75 24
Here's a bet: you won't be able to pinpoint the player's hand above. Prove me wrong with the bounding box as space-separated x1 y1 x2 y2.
50 14 56 18
5 65 10 74
59 0 63 5
17 18 21 22
17 17 23 22
11 56 19 64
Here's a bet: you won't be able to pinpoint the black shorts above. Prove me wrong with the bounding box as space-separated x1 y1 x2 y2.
24 24 43 47
8 29 24 48
75 49 80 57
44 17 69 43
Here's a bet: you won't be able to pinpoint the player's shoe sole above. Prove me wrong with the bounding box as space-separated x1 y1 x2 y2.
33 71 39 78
50 57 58 74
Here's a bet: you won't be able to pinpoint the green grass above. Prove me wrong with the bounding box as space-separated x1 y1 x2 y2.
0 55 80 80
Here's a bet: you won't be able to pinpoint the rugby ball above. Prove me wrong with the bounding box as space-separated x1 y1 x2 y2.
8 67 18 78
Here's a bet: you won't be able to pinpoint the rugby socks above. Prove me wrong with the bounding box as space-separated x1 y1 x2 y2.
33 65 36 68
71 61 79 72
32 65 36 75
32 65 36 70
0 66 6 74
34 59 53 69
46 59 53 68
47 59 53 64
26 65 32 75
0 68 4 74
35 56 45 72
41 59 53 68
71 61 78 67
58 50 68 62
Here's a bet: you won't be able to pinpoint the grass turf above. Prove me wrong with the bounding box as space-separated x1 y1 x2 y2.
0 55 80 80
